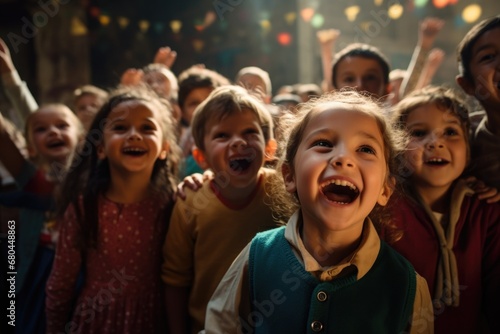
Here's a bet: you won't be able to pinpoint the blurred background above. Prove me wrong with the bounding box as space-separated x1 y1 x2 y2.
0 0 499 106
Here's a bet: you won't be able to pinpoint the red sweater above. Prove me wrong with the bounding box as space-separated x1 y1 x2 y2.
387 187 500 334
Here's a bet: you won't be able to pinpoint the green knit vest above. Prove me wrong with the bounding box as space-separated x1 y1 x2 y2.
247 227 416 334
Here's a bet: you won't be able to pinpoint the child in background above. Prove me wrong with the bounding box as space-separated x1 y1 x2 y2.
46 87 180 333
204 90 433 334
330 43 391 99
235 66 273 104
0 104 84 333
162 85 279 334
73 84 108 131
456 15 500 189
389 86 500 333
177 66 230 176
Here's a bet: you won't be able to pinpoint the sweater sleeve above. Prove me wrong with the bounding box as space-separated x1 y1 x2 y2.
203 243 251 334
162 198 196 287
45 205 83 334
408 273 434 334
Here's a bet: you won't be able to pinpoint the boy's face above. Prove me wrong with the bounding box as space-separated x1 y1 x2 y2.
404 103 467 197
334 56 388 98
201 109 267 189
457 26 500 112
182 87 213 126
28 107 81 164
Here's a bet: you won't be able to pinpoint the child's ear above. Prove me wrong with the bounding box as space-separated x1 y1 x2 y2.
97 144 106 160
377 175 395 206
282 163 296 194
159 142 170 160
27 144 38 160
265 139 277 161
192 147 209 170
456 75 475 96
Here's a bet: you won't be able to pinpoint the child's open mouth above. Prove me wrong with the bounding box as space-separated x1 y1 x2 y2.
321 179 360 205
122 147 147 156
47 140 66 149
424 158 449 166
229 157 252 172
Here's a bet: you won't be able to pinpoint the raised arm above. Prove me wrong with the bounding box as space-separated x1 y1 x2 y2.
0 38 38 124
317 29 341 93
0 112 28 178
399 18 444 98
414 48 445 90
154 46 177 69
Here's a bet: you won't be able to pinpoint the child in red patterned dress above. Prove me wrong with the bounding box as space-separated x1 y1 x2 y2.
45 86 180 333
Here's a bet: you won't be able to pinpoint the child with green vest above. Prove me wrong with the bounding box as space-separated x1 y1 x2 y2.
203 90 434 334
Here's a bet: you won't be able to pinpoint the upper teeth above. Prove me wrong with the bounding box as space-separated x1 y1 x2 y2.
427 158 443 162
323 179 357 191
124 148 144 152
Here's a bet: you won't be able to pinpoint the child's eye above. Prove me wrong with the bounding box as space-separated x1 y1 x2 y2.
312 139 331 148
112 124 127 131
444 128 459 136
142 124 156 132
410 129 427 138
57 123 69 130
214 132 228 139
479 53 495 62
34 126 47 133
358 146 376 155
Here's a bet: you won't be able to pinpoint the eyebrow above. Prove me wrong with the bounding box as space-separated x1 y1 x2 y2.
473 43 495 56
306 128 383 145
407 119 462 127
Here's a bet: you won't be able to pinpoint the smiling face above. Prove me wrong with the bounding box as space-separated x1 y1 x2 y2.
458 26 500 113
404 103 468 195
334 56 389 98
27 106 82 165
283 103 392 236
98 101 169 178
201 108 267 190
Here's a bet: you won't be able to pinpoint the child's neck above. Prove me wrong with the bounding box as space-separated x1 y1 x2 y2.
211 171 262 209
106 174 151 204
301 220 363 267
414 183 451 214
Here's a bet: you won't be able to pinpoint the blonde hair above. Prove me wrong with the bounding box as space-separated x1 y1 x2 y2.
191 85 274 151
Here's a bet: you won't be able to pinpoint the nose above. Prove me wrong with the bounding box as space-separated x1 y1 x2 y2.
331 143 354 168
230 135 247 148
127 127 142 141
425 132 444 149
47 125 60 136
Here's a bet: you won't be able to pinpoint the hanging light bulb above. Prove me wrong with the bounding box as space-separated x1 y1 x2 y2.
462 4 482 23
138 20 150 33
300 8 315 22
388 4 404 19
170 20 182 34
345 6 360 22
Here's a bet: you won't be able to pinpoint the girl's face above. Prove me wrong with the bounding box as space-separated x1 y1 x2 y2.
28 107 81 165
283 103 392 235
98 101 169 177
404 103 467 193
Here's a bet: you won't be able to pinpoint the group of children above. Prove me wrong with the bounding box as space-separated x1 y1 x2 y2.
0 14 499 334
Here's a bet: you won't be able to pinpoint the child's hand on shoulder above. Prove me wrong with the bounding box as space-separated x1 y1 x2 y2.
173 170 214 201
465 176 500 203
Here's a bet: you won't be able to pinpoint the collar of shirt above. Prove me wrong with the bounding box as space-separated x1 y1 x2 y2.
284 210 380 281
